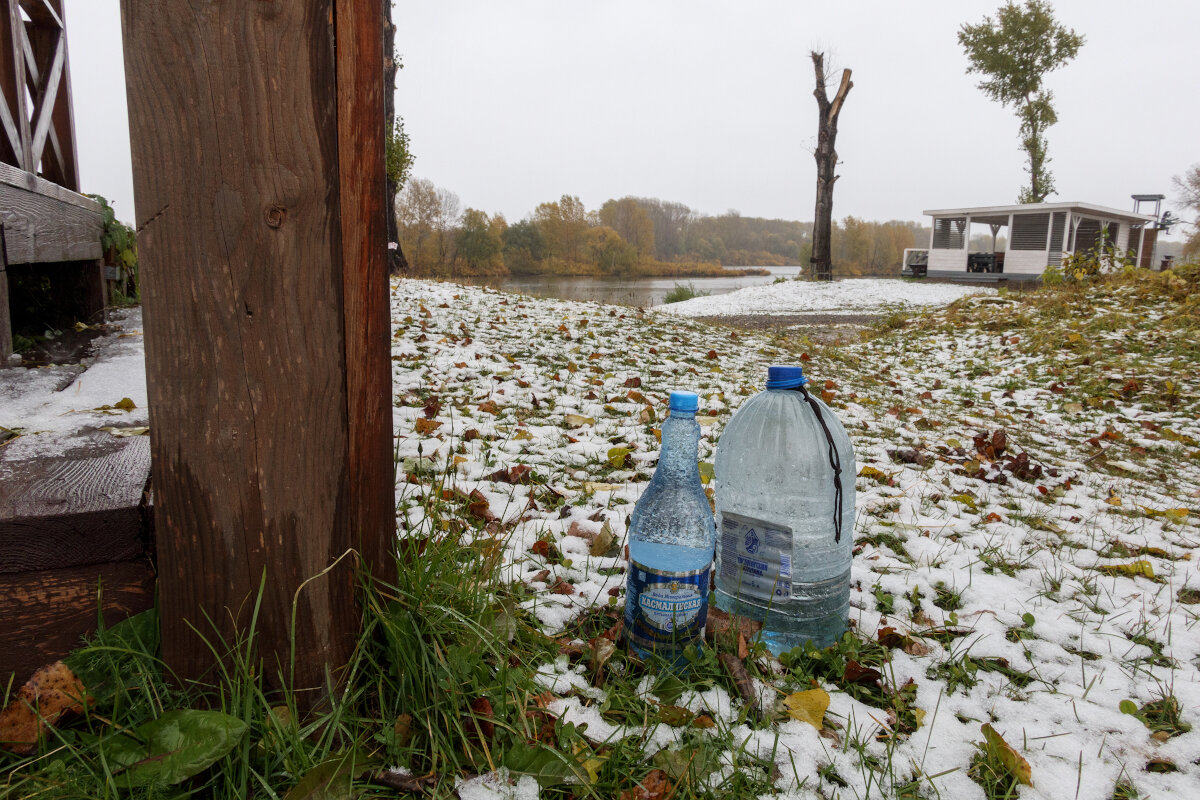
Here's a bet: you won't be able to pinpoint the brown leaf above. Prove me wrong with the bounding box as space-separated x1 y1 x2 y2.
624 377 642 388
414 418 442 435
549 579 575 595
843 660 883 687
0 662 92 754
478 400 500 415
423 397 442 419
463 428 481 442
467 489 496 522
657 705 695 727
620 769 672 800
485 464 534 484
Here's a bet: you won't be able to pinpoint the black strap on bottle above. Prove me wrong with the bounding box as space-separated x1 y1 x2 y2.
792 383 845 543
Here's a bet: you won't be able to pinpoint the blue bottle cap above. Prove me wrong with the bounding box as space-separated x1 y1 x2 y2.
668 390 699 413
766 365 807 389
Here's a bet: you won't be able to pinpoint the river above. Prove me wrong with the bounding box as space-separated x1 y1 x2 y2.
459 265 805 308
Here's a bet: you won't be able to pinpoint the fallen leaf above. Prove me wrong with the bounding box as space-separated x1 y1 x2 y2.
478 400 500 415
620 768 672 800
589 521 616 557
564 413 595 428
0 662 92 754
1096 560 1155 579
414 418 442 435
782 689 829 730
980 723 1033 787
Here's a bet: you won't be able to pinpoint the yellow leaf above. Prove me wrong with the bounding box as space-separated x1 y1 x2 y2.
950 493 978 511
513 429 534 440
698 462 714 485
564 413 595 428
695 415 718 426
589 521 616 557
1096 560 1155 579
913 707 926 729
783 688 829 730
980 723 1033 787
607 446 632 468
857 465 890 482
1064 402 1084 413
1105 495 1122 506
1067 332 1081 343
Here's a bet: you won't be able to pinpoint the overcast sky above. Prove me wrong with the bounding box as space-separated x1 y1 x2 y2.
68 1 1196 240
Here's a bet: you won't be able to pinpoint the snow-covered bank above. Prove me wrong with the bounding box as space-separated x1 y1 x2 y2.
654 277 994 317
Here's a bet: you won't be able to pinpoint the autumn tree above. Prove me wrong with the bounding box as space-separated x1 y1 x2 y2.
599 197 655 258
396 177 439 270
586 226 638 273
503 220 545 272
533 195 589 264
810 51 853 282
457 208 504 271
1175 165 1200 260
959 0 1084 204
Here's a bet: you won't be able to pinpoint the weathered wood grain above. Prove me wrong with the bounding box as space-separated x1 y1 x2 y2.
0 165 102 264
0 558 155 686
0 434 151 573
122 0 394 694
1 224 9 359
336 0 397 578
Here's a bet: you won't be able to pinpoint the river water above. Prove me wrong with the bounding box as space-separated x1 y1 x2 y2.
459 265 804 308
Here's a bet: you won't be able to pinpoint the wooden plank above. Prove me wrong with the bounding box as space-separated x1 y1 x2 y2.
0 169 102 264
2 0 32 172
0 161 100 212
0 223 9 359
122 1 392 694
0 433 151 574
45 0 75 190
335 0 396 573
0 559 155 686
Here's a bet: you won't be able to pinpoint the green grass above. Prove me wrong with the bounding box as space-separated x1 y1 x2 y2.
662 282 710 304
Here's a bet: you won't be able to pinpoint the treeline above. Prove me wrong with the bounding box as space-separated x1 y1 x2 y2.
395 178 934 277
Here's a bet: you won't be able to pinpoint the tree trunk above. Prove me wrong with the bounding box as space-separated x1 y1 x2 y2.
810 52 852 282
383 1 408 275
121 1 396 699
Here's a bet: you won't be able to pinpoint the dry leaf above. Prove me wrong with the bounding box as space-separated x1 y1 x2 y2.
0 662 92 754
1096 560 1155 579
782 689 830 730
565 413 595 428
589 521 616 557
980 723 1033 787
620 769 671 800
414 418 442 435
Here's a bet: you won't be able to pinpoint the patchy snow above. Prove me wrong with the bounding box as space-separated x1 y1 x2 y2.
5 276 1197 798
654 277 994 317
0 308 149 460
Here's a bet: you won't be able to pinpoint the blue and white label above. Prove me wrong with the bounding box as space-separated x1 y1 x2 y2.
626 560 709 654
720 513 792 601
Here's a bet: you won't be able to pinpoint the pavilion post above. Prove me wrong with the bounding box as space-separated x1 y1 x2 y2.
120 1 396 694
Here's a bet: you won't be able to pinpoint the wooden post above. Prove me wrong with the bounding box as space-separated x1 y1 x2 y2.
810 51 852 283
121 2 395 694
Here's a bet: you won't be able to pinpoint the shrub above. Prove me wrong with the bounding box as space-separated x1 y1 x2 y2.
662 282 709 304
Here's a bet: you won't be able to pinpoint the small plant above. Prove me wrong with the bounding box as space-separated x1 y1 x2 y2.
1120 692 1192 739
662 282 709 304
86 193 139 304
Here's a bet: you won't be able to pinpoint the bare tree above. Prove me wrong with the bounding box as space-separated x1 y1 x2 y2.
810 51 852 282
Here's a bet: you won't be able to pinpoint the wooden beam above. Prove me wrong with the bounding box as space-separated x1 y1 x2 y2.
0 161 102 263
335 0 394 573
121 1 395 695
0 558 155 686
1 0 32 172
0 222 9 359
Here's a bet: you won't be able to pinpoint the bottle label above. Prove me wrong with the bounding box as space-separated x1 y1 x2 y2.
626 560 709 654
719 513 793 602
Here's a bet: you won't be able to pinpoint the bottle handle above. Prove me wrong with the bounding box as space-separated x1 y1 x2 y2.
790 384 845 543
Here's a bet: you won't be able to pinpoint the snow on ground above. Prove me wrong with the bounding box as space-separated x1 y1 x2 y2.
4 276 1198 799
0 308 149 460
654 277 994 317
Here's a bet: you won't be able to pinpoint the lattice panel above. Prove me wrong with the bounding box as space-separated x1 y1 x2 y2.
1 0 79 190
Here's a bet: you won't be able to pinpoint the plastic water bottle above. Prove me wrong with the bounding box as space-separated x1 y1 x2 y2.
714 365 855 654
625 391 716 664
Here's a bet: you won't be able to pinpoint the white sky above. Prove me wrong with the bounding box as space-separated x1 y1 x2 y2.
67 1 1196 239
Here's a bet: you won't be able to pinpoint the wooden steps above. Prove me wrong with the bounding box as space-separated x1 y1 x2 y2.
1 432 153 685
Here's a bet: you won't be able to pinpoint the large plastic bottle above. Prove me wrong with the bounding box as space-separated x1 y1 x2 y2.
714 365 855 654
625 391 717 664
